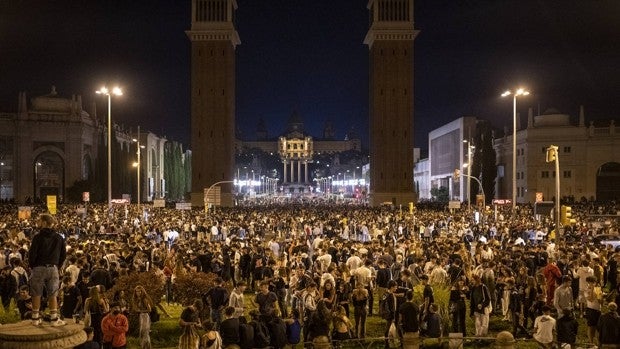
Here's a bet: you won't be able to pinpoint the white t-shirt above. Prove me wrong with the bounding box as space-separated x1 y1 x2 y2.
533 314 556 344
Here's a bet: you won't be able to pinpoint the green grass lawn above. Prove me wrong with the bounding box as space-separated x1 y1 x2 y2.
133 292 596 349
0 292 597 349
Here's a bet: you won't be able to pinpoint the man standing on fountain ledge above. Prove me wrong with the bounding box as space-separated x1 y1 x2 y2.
28 213 67 326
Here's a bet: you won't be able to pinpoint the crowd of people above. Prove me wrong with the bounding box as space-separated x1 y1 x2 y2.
0 199 620 349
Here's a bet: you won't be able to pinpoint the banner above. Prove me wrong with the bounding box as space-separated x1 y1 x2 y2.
47 195 57 215
18 206 32 220
153 199 165 208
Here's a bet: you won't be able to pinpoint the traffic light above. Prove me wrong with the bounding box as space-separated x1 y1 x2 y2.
546 145 558 163
561 205 576 226
453 169 460 181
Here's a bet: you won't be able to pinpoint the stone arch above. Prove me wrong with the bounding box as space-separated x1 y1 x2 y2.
596 162 620 201
33 149 65 201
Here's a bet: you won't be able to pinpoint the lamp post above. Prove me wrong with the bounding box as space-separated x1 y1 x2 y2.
463 140 475 210
502 88 529 212
0 162 4 200
132 126 145 212
96 86 123 213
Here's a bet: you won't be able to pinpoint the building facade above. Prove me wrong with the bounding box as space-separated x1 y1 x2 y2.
424 117 479 202
0 87 167 204
494 107 620 203
365 0 418 206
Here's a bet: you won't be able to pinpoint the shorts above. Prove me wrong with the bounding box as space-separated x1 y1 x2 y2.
585 308 601 327
29 265 60 297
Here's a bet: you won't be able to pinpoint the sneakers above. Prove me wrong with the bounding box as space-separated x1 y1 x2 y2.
51 318 67 327
32 317 41 326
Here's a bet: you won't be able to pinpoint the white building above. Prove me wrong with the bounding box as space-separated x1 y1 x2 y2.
494 107 620 203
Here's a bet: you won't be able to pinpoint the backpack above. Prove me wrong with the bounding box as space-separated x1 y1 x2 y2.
13 269 28 289
379 295 392 320
286 319 301 344
253 320 271 348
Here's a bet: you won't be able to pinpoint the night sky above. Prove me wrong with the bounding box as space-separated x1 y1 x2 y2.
2 1 619 154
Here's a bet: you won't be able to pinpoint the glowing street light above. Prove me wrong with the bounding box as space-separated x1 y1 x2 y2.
502 88 529 211
96 86 123 212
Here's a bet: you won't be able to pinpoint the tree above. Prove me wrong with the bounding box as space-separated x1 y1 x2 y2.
430 186 449 202
472 121 496 203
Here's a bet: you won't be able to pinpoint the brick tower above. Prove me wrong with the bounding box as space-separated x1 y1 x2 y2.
187 0 240 207
364 0 418 206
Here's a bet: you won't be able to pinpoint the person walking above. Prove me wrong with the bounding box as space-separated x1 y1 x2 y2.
28 213 67 326
449 277 468 337
470 274 491 337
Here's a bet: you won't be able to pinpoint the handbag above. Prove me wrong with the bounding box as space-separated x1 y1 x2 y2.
149 306 160 323
83 310 91 327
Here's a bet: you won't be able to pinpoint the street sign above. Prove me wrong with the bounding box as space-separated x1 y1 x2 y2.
111 199 130 204
204 186 222 206
535 192 543 203
448 200 461 209
492 199 512 205
175 202 192 210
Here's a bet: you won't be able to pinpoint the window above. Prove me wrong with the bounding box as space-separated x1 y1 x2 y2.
552 171 556 178
564 146 571 153
541 171 549 178
542 147 546 154
563 170 572 178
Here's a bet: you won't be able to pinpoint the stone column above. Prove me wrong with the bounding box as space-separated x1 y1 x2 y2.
290 162 294 184
402 332 420 349
297 160 301 183
283 161 287 183
495 331 515 349
0 321 87 349
304 161 308 183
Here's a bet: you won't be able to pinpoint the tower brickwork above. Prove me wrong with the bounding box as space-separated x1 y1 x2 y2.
187 0 240 207
364 0 418 206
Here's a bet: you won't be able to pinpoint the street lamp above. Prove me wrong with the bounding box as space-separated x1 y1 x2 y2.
96 86 123 212
502 88 529 212
463 140 475 209
132 127 145 212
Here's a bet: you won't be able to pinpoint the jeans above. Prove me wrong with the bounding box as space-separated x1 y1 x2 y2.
354 306 367 338
473 312 489 336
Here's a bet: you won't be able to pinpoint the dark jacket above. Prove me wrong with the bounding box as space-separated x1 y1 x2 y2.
557 313 578 344
28 227 66 268
597 311 620 345
470 283 491 315
220 317 240 347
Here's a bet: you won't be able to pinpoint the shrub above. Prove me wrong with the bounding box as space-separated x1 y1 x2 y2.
172 272 218 306
106 271 166 307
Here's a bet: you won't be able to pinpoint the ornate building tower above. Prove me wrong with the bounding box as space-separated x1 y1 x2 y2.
364 0 418 206
187 0 240 207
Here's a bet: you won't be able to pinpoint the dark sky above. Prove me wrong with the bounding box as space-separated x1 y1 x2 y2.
2 1 620 152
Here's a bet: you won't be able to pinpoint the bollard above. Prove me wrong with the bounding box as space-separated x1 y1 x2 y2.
448 333 463 349
313 335 332 349
402 332 420 349
495 331 516 349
